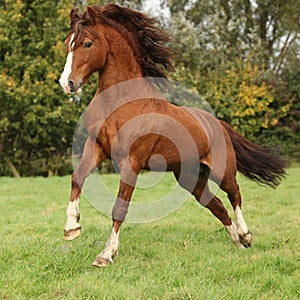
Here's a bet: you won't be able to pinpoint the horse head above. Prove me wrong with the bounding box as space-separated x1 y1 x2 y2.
59 7 109 94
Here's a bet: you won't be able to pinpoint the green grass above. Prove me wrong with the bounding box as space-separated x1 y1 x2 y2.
0 166 299 299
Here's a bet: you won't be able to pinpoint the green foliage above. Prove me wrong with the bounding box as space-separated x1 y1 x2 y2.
1 0 300 177
1 0 74 175
165 0 300 157
204 61 292 139
0 0 103 176
0 0 144 176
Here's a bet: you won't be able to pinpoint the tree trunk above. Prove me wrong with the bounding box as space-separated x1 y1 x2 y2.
4 158 21 178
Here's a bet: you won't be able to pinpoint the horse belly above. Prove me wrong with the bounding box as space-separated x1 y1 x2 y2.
147 135 210 172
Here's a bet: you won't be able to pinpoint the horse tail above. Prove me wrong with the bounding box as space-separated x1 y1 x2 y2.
220 120 287 188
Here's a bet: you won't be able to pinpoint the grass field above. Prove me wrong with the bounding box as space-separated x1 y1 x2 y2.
0 166 299 299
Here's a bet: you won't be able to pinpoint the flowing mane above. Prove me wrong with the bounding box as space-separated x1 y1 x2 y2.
69 3 175 78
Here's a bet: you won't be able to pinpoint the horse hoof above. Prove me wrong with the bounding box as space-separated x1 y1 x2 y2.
64 228 81 241
92 258 112 268
239 231 253 248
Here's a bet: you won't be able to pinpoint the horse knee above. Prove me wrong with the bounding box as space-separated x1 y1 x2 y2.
112 197 130 222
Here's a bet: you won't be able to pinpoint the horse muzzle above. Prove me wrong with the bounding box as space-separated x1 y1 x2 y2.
59 76 82 94
68 80 82 94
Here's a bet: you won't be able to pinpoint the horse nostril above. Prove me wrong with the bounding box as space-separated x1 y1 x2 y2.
68 80 75 92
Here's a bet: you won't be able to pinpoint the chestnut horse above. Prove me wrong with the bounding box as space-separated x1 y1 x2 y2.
59 4 286 267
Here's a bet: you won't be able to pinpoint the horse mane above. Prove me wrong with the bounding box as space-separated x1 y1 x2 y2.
69 3 175 78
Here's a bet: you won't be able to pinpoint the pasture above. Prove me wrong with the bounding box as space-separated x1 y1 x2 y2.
0 166 299 299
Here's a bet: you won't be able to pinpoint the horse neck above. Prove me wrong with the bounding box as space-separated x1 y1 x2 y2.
96 26 143 94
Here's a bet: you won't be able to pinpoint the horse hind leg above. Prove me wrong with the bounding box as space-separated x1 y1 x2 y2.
174 171 246 249
221 177 253 248
197 189 246 249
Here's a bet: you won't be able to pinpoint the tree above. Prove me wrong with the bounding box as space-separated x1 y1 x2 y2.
166 0 300 73
204 60 292 139
164 0 300 159
0 0 85 176
0 0 144 176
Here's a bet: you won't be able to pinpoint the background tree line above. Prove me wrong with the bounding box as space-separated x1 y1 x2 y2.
1 0 299 177
167 0 300 158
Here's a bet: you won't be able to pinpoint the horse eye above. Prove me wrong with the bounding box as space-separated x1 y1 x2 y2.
84 42 93 48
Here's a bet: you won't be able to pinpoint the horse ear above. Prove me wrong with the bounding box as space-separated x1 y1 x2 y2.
70 8 80 27
87 7 98 25
70 8 76 23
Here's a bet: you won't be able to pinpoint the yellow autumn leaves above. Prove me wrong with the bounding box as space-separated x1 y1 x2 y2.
206 61 292 138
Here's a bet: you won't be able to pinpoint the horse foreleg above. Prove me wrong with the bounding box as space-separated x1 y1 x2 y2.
93 160 138 267
91 221 121 267
64 192 81 241
64 138 106 241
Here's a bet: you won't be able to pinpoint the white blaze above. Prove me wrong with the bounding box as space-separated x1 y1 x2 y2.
59 33 75 94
